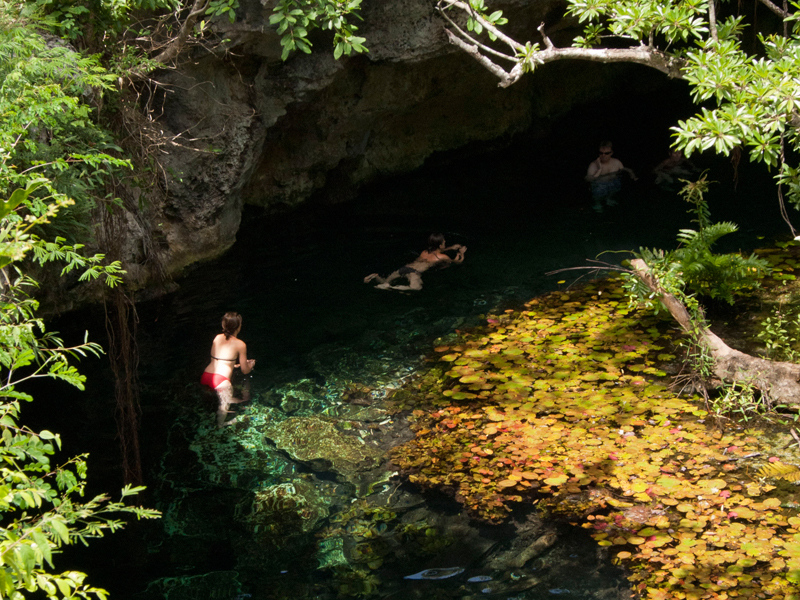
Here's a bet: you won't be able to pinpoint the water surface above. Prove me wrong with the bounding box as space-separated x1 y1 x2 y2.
30 80 792 599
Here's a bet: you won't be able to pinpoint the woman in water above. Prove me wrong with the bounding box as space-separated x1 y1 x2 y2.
201 312 255 427
364 233 466 291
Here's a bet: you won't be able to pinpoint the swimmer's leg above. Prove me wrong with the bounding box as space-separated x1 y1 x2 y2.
384 271 401 284
369 270 403 287
215 382 241 427
379 273 423 291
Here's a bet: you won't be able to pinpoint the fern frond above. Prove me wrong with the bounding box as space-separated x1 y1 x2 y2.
698 222 739 247
756 461 800 482
676 229 700 246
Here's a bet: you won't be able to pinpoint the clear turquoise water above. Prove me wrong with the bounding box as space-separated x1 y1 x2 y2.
29 79 792 599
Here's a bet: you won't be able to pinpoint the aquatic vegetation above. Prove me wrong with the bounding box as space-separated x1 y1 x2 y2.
318 494 458 596
392 275 800 599
237 480 331 542
704 379 773 422
756 240 800 284
758 306 800 363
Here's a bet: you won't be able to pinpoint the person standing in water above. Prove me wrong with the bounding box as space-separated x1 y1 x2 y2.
653 149 698 188
585 141 637 212
201 312 255 427
364 233 466 291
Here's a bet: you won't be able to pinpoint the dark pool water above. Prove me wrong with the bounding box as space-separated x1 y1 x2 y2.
27 74 794 600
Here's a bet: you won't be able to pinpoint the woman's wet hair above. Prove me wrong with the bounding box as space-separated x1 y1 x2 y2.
427 233 445 251
221 312 242 339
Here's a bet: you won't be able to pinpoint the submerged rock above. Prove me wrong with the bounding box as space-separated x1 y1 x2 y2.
262 416 381 480
508 530 558 568
404 567 465 580
234 479 334 553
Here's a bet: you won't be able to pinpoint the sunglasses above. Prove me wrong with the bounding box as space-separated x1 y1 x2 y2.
599 150 612 155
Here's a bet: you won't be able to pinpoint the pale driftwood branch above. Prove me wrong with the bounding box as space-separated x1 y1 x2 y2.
629 258 800 407
532 45 684 78
444 30 523 87
757 0 791 18
444 28 684 86
438 0 525 53
439 0 685 86
537 23 554 50
438 6 517 63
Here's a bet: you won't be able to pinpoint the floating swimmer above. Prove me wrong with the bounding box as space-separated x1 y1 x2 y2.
653 149 698 189
364 233 466 292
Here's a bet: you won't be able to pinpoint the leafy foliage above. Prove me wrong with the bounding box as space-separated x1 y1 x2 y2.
440 0 800 216
21 0 181 42
0 9 133 245
463 0 508 42
0 211 160 600
0 277 160 597
0 179 159 598
758 305 800 362
269 0 366 61
0 7 161 598
629 176 770 306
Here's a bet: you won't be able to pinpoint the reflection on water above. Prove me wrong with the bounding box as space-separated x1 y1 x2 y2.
31 83 792 599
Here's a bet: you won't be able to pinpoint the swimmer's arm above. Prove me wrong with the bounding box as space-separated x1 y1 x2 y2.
452 246 467 263
621 166 638 181
236 341 255 374
585 160 601 181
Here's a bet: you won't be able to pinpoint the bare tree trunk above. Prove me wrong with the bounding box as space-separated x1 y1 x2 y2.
630 259 800 406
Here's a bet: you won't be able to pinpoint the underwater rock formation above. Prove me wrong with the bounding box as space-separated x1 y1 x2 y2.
232 478 336 566
262 416 382 480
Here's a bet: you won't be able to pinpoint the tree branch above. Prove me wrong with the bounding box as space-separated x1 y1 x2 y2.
439 2 686 87
438 6 517 63
444 29 523 87
151 0 210 66
756 0 790 18
537 23 554 50
532 45 684 78
629 258 800 406
438 0 525 53
445 28 683 86
708 0 718 42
